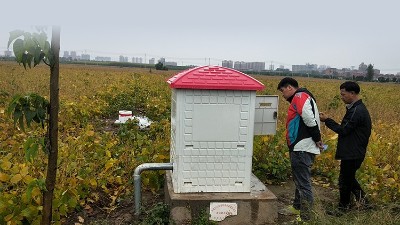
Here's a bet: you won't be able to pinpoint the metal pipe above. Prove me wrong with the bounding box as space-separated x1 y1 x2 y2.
134 163 173 215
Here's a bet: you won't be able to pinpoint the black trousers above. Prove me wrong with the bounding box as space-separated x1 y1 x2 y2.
338 158 366 208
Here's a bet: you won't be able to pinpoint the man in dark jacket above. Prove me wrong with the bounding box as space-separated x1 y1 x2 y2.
320 81 372 212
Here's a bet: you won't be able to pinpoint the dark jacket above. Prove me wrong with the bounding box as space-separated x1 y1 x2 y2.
324 99 371 160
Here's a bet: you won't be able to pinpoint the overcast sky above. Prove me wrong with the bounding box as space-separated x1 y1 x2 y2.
1 0 399 74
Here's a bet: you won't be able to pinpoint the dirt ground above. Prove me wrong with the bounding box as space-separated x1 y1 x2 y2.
269 179 337 224
63 178 337 225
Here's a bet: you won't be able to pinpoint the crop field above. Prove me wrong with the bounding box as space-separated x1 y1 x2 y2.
0 61 399 224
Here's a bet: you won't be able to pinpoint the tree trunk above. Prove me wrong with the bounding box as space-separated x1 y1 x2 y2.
41 26 60 225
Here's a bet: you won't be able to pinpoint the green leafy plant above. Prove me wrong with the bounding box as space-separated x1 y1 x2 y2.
7 93 49 130
6 26 60 225
252 130 291 183
191 209 217 225
140 202 172 225
8 29 53 68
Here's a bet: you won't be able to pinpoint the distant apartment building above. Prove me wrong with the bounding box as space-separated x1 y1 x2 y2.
373 69 380 77
95 56 112 61
119 55 128 62
351 70 366 79
318 65 329 71
323 68 339 76
81 54 90 60
292 63 318 73
234 61 245 70
158 57 166 65
132 57 143 64
234 61 265 71
222 60 233 68
250 62 265 71
358 62 368 71
63 51 70 58
70 51 77 60
149 58 156 65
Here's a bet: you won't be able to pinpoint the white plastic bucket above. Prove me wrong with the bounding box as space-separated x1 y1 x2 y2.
118 110 133 123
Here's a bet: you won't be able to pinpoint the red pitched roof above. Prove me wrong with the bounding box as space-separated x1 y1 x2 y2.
167 66 265 90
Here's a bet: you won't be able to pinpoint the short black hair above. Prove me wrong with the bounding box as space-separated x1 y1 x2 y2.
277 77 299 90
340 81 360 94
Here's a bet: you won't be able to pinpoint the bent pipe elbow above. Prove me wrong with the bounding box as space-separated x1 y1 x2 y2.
134 163 173 216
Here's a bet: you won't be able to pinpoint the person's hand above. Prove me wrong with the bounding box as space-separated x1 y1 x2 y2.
319 112 328 122
316 141 324 150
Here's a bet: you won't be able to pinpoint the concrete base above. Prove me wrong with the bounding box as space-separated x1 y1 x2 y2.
164 171 278 225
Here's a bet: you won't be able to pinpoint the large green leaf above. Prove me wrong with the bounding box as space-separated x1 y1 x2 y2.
18 111 25 131
7 30 24 48
22 52 28 69
12 109 22 127
9 29 52 68
43 41 50 55
37 107 47 120
26 178 47 200
7 93 49 131
22 32 32 42
33 46 42 67
24 37 36 55
12 39 25 63
43 41 51 65
24 137 38 162
24 109 36 127
39 51 46 65
32 32 47 49
26 53 33 69
6 95 20 116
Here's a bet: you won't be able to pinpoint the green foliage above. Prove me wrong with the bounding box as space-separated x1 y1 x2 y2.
252 130 291 183
327 94 340 110
115 120 170 191
191 210 217 225
378 76 390 83
8 29 52 69
155 62 168 70
313 137 340 181
24 137 46 162
140 202 172 225
6 93 49 131
100 73 171 121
